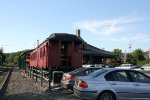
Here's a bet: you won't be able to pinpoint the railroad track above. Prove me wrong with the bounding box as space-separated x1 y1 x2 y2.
0 67 81 100
0 70 8 74
0 67 13 100
0 68 10 74
0 71 3 74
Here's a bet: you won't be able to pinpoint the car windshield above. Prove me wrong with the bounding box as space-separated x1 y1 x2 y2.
88 69 107 78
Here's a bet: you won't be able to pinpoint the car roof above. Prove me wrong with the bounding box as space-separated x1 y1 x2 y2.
69 67 101 74
102 68 135 72
84 67 102 69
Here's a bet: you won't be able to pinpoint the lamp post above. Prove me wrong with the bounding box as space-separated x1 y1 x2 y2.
124 50 127 63
129 44 132 54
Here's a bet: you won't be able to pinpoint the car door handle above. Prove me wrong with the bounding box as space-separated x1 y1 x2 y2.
134 84 140 86
111 83 117 85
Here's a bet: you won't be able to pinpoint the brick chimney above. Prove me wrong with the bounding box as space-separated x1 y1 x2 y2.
76 29 80 37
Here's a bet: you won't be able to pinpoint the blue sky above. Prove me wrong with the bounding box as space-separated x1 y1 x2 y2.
0 0 150 53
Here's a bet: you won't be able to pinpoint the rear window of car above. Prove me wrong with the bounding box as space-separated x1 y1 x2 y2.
88 69 106 78
70 67 85 73
84 68 101 75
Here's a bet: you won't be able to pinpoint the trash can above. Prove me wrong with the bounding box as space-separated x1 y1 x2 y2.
52 71 63 84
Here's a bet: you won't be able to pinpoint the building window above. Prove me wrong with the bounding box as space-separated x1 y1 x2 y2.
43 47 45 56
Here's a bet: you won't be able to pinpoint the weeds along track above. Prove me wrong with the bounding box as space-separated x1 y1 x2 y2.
0 67 13 100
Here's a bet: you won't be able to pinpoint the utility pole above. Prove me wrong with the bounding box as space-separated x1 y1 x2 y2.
124 50 127 63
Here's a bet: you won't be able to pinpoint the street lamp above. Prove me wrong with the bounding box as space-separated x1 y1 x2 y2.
129 44 132 54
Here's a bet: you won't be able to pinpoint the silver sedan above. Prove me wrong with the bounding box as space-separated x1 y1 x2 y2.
74 68 150 100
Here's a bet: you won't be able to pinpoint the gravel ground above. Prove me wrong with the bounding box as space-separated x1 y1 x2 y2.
3 69 81 100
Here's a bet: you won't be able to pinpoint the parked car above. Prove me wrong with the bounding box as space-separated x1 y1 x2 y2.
105 64 115 68
61 67 101 90
141 64 150 70
132 66 142 71
116 64 137 69
82 64 104 68
82 64 96 68
74 68 150 100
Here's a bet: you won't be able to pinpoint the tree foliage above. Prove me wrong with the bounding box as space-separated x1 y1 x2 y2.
112 49 122 63
0 48 6 65
132 49 145 61
112 49 122 56
4 49 29 66
107 48 148 66
127 48 145 65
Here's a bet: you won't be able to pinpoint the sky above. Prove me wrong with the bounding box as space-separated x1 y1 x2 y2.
0 0 150 53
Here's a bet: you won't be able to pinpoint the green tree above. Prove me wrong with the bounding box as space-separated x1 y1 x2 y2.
127 54 136 64
4 49 29 66
0 47 6 65
113 49 122 56
132 49 145 61
127 49 145 65
112 49 122 63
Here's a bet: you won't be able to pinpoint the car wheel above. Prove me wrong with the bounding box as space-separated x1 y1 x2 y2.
97 91 116 100
70 87 74 91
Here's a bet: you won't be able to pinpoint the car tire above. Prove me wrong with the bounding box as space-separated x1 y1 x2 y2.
97 91 116 100
70 87 74 91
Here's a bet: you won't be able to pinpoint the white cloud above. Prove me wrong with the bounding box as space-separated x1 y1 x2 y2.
109 33 150 43
133 33 150 42
110 37 129 42
75 15 141 36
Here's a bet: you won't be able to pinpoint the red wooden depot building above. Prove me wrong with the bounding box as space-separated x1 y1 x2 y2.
29 30 115 71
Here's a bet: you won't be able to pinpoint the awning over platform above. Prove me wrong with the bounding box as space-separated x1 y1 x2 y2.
83 44 116 57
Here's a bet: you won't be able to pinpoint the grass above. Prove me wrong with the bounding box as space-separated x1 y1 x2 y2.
0 66 8 86
0 75 5 86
